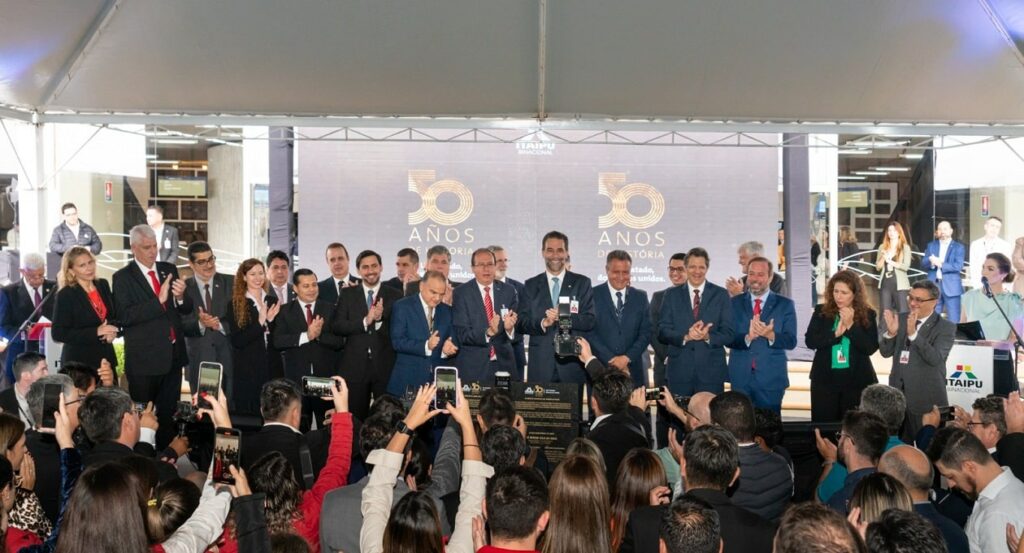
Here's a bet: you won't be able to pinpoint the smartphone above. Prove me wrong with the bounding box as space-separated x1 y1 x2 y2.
645 387 662 402
301 376 337 397
197 362 223 409
494 371 511 392
434 366 458 409
41 383 63 430
133 401 148 415
212 427 241 485
938 405 955 423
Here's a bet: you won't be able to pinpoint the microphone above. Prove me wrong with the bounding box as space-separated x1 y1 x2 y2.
982 276 992 297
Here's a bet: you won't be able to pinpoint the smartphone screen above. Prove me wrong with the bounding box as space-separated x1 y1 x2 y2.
212 427 241 485
41 383 63 430
301 376 336 397
434 366 458 409
197 362 223 409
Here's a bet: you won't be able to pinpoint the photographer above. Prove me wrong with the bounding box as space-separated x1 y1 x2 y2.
586 370 651 490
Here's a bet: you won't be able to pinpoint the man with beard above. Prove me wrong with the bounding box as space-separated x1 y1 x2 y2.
817 409 888 515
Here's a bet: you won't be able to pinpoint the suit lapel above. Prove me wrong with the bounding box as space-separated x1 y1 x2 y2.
129 263 156 297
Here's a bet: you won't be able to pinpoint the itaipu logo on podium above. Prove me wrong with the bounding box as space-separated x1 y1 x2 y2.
947 365 983 389
407 170 475 247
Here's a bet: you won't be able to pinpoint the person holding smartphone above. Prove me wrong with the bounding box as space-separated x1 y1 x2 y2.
51 247 119 375
224 259 280 416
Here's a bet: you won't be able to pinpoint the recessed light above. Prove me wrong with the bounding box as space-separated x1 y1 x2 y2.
871 167 910 171
838 149 872 155
839 176 867 180
853 171 888 176
900 153 924 159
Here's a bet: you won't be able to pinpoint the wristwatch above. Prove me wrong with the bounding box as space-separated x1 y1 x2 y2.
396 420 416 437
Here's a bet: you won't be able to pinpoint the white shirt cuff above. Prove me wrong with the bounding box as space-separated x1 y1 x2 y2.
299 332 310 346
140 428 157 446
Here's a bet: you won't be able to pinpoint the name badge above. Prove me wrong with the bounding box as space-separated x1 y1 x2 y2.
570 300 580 314
164 239 171 249
500 307 509 318
899 350 910 365
836 349 847 365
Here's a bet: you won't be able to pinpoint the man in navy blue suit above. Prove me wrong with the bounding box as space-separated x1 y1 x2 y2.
387 270 458 397
727 257 797 413
490 245 527 376
585 250 651 388
520 231 596 384
658 247 735 396
921 220 965 322
453 248 519 383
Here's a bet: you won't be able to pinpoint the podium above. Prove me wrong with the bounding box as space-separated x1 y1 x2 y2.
945 340 1018 409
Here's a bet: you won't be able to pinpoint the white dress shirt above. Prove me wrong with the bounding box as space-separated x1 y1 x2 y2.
966 467 1024 553
936 239 951 280
362 284 383 331
297 299 315 346
477 281 514 341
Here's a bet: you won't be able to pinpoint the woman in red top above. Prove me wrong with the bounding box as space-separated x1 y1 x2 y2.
218 376 353 553
51 246 120 373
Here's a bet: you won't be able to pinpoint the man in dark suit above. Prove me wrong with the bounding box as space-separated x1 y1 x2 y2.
146 205 180 264
331 250 401 420
265 250 295 379
382 247 421 296
921 220 966 322
585 250 651 388
725 240 787 297
587 369 650 490
1 252 56 384
520 231 596 384
727 257 797 413
0 352 48 426
180 241 234 393
77 386 177 481
650 253 686 447
318 242 361 306
240 379 325 489
388 270 458 397
453 248 519 383
490 245 528 376
272 269 345 431
112 224 192 448
619 425 776 553
658 247 735 396
402 245 461 302
880 280 955 440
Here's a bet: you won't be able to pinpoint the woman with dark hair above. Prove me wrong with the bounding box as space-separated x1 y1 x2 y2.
961 252 1024 341
361 384 490 553
218 377 351 553
224 258 281 415
610 448 669 550
54 463 149 553
146 479 201 544
875 222 913 335
542 454 613 553
805 270 879 422
0 413 51 549
51 246 120 374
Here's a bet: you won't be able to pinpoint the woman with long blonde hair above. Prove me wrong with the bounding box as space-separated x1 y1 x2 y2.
874 223 912 335
224 258 280 414
51 247 119 373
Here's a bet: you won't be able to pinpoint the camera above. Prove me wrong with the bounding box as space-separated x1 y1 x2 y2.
173 401 198 424
553 300 581 357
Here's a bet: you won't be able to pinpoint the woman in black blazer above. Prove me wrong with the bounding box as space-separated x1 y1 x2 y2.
224 258 281 415
805 270 879 422
51 247 120 371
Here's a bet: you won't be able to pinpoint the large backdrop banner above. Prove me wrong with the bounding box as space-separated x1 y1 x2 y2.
297 135 780 294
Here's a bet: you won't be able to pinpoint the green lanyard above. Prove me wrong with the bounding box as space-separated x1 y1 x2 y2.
831 316 851 369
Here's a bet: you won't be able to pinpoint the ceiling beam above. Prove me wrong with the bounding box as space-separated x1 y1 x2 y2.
0 106 33 122
537 0 548 121
38 0 122 107
977 0 1024 71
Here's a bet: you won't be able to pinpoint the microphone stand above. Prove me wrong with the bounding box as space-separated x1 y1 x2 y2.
9 285 58 352
983 280 1024 389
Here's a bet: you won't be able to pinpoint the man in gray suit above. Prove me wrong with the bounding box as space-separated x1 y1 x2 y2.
147 205 180 265
180 241 234 394
880 280 955 441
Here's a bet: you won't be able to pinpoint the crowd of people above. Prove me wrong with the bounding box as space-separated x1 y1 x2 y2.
0 206 1018 552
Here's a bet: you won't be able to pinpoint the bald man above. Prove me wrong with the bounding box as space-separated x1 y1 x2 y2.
879 446 968 553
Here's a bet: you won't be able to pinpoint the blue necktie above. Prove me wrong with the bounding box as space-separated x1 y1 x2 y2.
615 291 624 320
366 289 374 310
550 277 561 307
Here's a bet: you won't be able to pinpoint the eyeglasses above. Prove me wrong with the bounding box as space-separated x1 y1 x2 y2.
64 399 82 407
668 267 686 273
473 262 496 268
193 256 217 267
907 294 936 304
835 431 853 444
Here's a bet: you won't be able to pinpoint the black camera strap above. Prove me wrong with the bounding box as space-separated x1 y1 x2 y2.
299 440 315 489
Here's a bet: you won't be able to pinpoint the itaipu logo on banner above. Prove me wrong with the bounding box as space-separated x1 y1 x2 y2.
947 365 984 391
407 170 476 254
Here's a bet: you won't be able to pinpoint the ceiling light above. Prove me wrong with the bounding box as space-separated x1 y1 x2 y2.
871 167 910 171
145 154 157 159
853 171 888 176
148 160 179 164
154 139 199 145
839 176 867 180
900 153 924 159
838 149 872 155
172 164 179 170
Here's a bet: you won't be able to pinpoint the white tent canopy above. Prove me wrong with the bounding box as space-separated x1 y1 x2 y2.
3 0 1024 130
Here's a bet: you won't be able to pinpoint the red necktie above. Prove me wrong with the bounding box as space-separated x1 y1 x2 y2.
484 286 496 360
305 303 314 326
148 270 176 342
692 289 701 320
